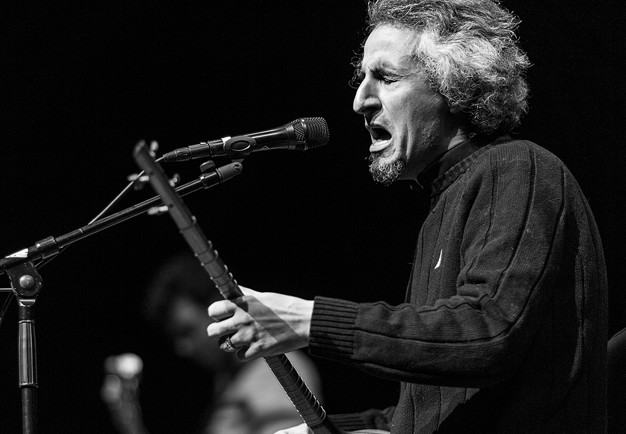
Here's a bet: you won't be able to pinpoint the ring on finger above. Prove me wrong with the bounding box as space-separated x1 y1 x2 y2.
221 335 237 352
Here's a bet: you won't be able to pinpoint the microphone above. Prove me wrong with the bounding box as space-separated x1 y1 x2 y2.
162 117 329 162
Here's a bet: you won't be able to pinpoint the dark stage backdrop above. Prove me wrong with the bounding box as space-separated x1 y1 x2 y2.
1 1 623 432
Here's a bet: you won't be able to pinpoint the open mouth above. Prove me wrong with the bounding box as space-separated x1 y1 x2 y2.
370 126 392 141
369 125 392 153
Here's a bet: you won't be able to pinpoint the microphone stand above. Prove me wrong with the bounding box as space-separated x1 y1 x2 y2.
4 262 41 434
0 158 242 434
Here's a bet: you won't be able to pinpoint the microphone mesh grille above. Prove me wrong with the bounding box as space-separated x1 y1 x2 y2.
293 117 330 149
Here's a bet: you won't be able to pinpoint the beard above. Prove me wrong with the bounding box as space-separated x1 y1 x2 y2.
368 154 406 186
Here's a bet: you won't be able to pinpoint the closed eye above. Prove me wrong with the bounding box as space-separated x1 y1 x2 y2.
372 68 399 85
350 63 401 88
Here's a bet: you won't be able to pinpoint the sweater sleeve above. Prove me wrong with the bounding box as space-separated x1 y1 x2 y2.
309 142 580 388
328 406 396 431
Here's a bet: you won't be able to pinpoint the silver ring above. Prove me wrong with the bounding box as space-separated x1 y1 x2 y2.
222 336 236 352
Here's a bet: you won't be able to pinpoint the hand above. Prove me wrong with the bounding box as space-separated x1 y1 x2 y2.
274 422 313 434
207 286 313 360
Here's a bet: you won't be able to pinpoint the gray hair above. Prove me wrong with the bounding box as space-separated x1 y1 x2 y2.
358 0 531 134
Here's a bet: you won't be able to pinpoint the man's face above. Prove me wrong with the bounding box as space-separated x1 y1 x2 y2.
353 25 454 184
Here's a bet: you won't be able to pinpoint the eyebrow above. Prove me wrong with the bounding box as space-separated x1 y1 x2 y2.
366 58 397 70
366 54 416 74
367 60 415 81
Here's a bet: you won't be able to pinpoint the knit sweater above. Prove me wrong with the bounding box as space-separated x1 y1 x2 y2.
309 136 608 433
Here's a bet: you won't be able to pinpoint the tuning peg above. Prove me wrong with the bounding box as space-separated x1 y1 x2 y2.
147 205 169 216
127 173 150 191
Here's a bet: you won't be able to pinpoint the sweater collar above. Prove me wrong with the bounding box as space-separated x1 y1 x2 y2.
416 134 511 197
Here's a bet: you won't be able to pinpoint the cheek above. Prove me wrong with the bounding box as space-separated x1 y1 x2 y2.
411 99 443 124
400 84 446 116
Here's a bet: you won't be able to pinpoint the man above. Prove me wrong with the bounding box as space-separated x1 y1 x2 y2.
207 0 608 432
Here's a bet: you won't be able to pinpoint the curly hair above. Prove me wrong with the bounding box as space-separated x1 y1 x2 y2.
357 0 531 134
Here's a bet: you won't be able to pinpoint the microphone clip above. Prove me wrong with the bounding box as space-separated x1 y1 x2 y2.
222 135 256 160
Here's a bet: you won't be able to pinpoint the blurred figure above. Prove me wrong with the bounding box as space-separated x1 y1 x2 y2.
101 353 148 434
102 252 322 434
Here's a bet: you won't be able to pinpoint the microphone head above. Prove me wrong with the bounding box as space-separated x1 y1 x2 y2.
291 117 329 150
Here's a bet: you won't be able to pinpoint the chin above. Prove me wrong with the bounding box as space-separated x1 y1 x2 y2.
369 154 406 186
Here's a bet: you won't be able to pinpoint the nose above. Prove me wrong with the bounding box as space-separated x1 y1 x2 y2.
352 77 380 117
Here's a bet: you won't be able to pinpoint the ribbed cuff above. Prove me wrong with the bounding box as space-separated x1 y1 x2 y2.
327 413 368 431
309 296 357 362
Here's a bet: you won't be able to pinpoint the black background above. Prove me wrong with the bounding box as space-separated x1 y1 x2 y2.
1 1 624 432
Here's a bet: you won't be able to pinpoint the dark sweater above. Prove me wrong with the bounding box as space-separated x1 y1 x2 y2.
309 136 608 433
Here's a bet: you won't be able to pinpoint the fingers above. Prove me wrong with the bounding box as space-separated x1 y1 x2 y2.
206 287 311 361
207 298 239 320
212 323 251 358
207 298 252 354
207 314 236 339
218 335 238 353
207 299 237 342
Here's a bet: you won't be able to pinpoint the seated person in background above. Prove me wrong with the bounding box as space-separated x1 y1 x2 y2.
102 252 322 434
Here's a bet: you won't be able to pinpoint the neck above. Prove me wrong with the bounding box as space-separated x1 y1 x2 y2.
447 128 471 151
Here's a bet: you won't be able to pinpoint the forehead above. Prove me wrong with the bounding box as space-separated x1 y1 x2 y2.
362 25 420 68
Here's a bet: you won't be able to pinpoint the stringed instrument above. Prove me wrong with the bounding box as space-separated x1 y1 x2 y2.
134 141 389 434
